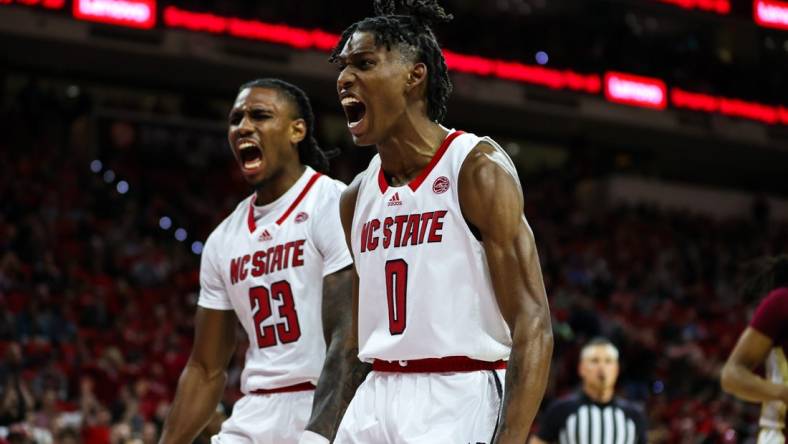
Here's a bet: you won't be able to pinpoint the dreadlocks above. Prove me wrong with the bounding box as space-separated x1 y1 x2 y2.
330 0 454 123
741 254 788 300
239 78 335 173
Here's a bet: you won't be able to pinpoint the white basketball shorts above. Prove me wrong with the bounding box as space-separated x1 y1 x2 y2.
334 368 505 444
211 390 314 444
758 428 786 444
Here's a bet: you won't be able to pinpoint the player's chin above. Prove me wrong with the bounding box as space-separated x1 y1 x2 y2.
351 133 377 147
238 163 268 185
243 172 269 187
349 123 379 147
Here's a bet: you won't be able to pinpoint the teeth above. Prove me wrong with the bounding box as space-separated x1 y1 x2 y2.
341 97 360 106
348 121 360 128
239 142 257 150
244 159 262 169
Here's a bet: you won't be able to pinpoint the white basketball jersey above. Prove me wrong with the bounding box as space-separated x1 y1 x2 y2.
199 167 353 393
351 130 514 363
760 347 788 433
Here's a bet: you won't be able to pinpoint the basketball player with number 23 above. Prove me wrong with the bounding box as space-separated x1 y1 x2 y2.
159 79 355 444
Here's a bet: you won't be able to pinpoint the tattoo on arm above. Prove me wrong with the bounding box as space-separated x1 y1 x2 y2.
304 269 371 440
494 347 525 440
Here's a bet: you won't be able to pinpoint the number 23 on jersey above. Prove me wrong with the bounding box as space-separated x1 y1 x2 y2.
248 280 301 348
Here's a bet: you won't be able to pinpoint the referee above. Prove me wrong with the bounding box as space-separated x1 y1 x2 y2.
529 338 647 444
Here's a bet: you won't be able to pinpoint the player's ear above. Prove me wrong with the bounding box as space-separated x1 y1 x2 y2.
406 62 428 92
290 118 307 145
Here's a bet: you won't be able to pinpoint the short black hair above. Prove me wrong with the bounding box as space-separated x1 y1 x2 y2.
330 0 454 123
741 254 788 300
239 78 334 173
581 337 619 360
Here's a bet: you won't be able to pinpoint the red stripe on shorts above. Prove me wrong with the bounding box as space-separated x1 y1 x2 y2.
372 356 507 373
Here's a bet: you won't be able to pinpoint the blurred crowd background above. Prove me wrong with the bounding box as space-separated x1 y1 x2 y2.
2 0 788 443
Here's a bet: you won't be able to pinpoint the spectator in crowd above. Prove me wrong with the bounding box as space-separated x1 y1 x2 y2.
0 344 32 427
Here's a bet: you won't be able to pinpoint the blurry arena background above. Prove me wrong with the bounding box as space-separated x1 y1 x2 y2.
2 0 788 442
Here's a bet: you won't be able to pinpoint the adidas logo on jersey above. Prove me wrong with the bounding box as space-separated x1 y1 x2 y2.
259 229 272 242
387 192 403 207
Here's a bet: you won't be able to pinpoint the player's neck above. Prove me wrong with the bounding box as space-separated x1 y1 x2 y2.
376 114 447 187
582 383 615 404
253 163 306 206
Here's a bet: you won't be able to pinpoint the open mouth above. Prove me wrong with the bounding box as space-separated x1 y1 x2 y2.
341 96 367 128
237 141 263 171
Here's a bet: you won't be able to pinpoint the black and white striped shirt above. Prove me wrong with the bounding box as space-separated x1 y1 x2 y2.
535 391 647 444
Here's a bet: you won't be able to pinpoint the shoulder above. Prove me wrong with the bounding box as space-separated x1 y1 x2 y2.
311 174 347 211
458 137 519 187
459 135 520 190
315 173 348 195
458 139 524 236
751 287 788 332
460 141 502 177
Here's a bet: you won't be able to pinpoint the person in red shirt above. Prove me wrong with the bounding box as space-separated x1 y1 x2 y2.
721 255 788 444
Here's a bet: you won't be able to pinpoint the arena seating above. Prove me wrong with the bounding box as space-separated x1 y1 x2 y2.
1 79 784 444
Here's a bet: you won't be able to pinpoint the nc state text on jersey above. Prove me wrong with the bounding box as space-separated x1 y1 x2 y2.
359 211 448 252
230 239 306 284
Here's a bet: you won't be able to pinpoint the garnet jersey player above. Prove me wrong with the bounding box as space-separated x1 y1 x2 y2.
722 255 788 444
159 79 353 444
329 1 553 443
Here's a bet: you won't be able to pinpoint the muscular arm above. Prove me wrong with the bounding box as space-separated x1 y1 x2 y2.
303 267 355 440
459 143 553 444
328 176 373 426
159 307 237 444
721 327 788 404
